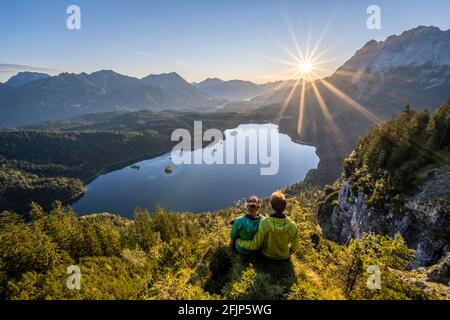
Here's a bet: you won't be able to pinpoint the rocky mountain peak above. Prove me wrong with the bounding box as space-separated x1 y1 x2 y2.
339 26 450 75
5 71 51 88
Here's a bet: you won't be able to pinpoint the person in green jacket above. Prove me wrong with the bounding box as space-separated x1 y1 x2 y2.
230 195 263 254
237 191 298 260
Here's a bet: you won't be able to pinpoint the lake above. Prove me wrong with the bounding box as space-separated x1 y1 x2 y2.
73 123 319 217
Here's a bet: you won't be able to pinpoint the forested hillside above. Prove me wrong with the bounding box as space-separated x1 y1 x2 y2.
0 130 169 214
344 100 450 209
0 111 244 214
318 101 450 266
0 192 447 300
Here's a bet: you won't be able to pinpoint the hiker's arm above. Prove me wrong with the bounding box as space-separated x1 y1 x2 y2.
230 221 239 240
236 227 265 250
290 230 299 253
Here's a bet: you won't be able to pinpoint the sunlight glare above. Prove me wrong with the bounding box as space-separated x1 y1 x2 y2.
299 60 313 74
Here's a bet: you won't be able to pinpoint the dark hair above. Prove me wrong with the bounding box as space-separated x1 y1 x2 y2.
270 191 286 213
246 195 261 210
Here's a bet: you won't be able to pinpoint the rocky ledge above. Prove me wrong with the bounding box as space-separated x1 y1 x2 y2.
318 165 450 267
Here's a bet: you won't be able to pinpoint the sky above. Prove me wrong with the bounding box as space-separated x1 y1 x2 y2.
1 0 450 83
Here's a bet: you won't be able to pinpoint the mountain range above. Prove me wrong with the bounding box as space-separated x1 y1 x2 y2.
4 71 51 88
0 69 295 127
141 72 216 106
0 71 224 127
194 78 292 101
1 26 449 153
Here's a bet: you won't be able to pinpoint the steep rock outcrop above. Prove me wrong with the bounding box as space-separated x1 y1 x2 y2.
427 253 450 285
318 166 450 267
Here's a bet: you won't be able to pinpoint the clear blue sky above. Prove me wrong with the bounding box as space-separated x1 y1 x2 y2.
1 0 449 83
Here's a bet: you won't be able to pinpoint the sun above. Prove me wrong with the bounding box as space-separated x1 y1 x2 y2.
299 60 313 74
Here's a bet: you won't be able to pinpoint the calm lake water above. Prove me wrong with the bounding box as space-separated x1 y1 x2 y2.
73 123 319 217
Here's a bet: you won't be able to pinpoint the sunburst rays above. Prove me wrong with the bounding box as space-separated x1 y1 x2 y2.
310 81 348 152
267 21 386 154
275 77 301 122
297 79 306 136
319 78 382 124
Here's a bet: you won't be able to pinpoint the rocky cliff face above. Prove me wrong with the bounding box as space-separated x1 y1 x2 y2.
318 165 450 267
339 26 450 75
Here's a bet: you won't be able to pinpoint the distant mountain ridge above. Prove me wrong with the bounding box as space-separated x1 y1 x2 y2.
5 71 51 88
142 72 218 107
195 77 290 101
331 26 450 113
0 71 222 127
339 26 450 74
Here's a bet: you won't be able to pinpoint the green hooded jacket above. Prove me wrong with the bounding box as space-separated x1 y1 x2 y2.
230 214 262 254
236 213 298 260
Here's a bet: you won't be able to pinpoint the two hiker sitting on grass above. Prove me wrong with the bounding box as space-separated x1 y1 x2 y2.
230 191 298 261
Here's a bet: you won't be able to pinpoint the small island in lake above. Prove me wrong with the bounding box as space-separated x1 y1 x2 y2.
165 165 174 174
130 165 140 170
